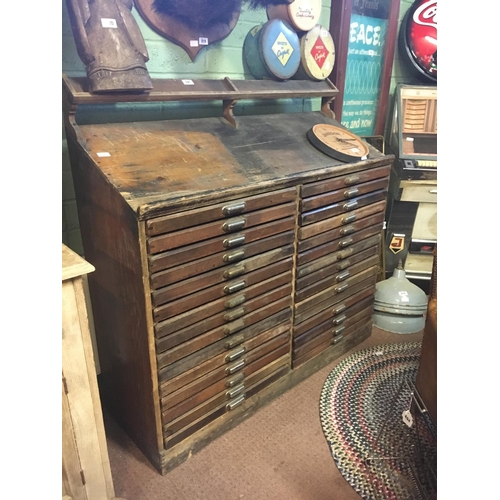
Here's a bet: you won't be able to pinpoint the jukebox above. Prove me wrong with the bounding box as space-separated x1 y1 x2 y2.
384 83 437 291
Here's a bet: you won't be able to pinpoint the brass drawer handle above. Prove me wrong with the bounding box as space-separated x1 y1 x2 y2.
224 319 246 336
334 283 349 294
222 218 246 232
344 188 359 198
224 307 246 322
332 304 346 316
225 359 246 375
226 383 245 399
332 334 345 344
225 335 244 349
226 394 246 410
337 248 353 260
343 200 359 211
336 271 350 282
333 325 345 336
225 294 246 309
337 260 351 271
223 280 246 294
224 265 245 279
332 314 347 326
223 249 245 263
223 235 246 249
342 214 356 224
226 372 245 388
225 346 246 362
340 226 355 236
344 176 360 185
222 202 246 216
339 238 354 248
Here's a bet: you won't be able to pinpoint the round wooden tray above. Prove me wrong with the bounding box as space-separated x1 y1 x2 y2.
306 123 369 163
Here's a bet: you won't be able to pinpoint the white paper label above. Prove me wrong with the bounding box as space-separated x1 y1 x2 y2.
402 409 414 427
101 18 117 28
321 29 329 37
190 40 199 47
199 37 208 45
182 79 194 85
96 152 111 157
406 137 414 141
350 148 359 153
398 291 410 302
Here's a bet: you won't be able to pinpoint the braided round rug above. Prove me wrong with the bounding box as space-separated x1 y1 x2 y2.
319 342 437 500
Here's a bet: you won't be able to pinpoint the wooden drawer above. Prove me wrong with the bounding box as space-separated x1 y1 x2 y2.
295 268 378 319
157 308 291 374
152 246 294 305
301 178 389 214
163 355 290 448
297 225 382 267
297 211 384 254
296 234 380 279
293 285 376 338
150 231 295 288
300 165 391 198
293 297 374 357
146 188 297 236
155 279 292 348
154 262 293 323
149 216 295 271
296 245 378 292
159 322 290 393
298 200 386 241
295 254 379 302
300 190 387 226
293 316 372 368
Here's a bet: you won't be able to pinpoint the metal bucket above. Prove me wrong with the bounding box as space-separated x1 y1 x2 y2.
243 19 301 81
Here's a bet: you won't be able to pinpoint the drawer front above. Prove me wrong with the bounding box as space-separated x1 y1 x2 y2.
146 188 297 236
152 246 294 306
300 190 387 226
301 177 389 213
300 165 391 198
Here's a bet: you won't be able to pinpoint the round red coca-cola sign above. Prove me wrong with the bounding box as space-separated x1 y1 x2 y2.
400 0 437 82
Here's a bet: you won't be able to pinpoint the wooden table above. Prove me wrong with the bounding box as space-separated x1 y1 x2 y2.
62 244 124 500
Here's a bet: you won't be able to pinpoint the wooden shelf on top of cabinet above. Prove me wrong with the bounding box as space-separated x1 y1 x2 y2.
63 74 393 475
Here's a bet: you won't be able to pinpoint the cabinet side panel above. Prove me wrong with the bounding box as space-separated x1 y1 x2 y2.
67 137 162 467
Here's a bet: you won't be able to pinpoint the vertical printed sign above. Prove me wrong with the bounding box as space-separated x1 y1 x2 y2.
341 0 391 136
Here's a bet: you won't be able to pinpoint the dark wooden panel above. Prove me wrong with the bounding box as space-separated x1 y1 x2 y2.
300 165 390 198
297 234 380 279
155 280 292 348
152 246 294 305
297 226 382 267
301 178 389 213
157 309 291 375
295 254 379 302
150 231 295 287
293 285 376 338
148 217 295 270
295 267 378 319
298 211 384 254
298 200 386 240
300 190 387 226
146 188 297 235
159 322 290 397
155 266 292 325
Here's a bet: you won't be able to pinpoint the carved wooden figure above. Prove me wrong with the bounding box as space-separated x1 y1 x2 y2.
66 0 153 93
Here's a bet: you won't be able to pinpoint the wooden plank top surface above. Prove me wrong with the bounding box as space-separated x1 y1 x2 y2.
70 111 392 218
62 244 95 282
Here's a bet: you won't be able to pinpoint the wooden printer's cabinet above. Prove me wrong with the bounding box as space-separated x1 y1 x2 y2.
63 76 393 474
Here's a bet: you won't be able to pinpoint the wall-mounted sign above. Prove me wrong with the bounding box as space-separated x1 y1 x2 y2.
329 0 400 137
399 0 437 83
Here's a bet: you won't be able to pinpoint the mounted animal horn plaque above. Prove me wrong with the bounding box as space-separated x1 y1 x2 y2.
133 0 294 61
